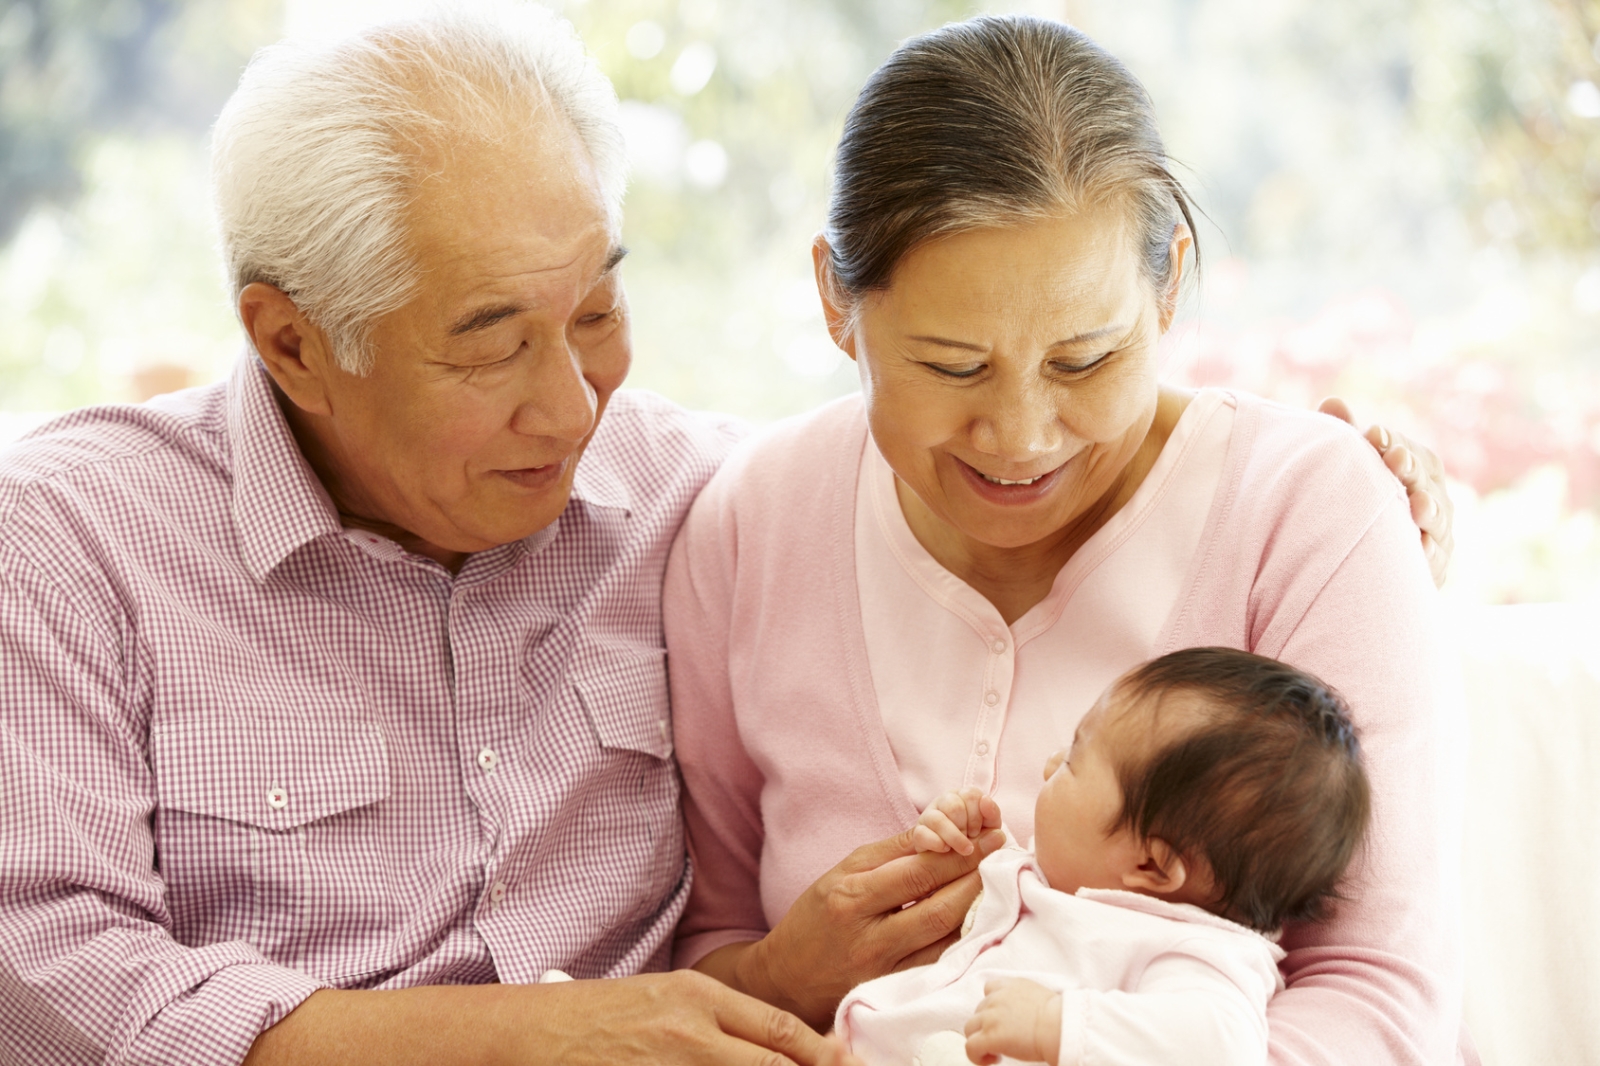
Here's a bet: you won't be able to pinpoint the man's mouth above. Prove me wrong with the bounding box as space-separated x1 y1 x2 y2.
496 458 567 490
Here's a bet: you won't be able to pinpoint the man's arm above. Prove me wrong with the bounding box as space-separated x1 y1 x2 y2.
243 976 858 1066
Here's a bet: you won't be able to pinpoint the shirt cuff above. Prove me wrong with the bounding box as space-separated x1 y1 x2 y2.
123 960 327 1066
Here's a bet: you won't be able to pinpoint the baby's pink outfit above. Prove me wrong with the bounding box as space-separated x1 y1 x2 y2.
837 847 1284 1066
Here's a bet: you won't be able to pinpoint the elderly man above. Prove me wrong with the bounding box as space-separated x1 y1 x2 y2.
0 7 897 1064
0 6 1453 1065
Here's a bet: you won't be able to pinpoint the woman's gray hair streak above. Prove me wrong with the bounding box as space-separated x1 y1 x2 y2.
822 16 1196 314
210 2 626 376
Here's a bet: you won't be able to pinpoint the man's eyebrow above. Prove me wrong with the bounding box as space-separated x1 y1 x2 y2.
446 246 629 337
449 303 526 336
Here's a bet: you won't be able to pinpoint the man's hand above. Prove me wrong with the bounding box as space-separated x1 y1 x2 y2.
243 971 862 1066
1318 397 1454 587
912 788 1003 856
698 826 1006 1032
962 977 1062 1066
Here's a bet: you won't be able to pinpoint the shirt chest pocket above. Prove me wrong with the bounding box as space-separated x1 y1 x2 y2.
150 717 394 979
527 642 685 927
572 642 675 760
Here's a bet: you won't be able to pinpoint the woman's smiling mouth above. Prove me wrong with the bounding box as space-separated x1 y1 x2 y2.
956 457 1070 504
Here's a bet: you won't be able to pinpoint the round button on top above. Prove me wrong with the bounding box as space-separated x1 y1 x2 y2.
266 786 288 810
489 881 508 904
477 748 499 773
976 741 991 756
992 639 1007 654
984 691 999 706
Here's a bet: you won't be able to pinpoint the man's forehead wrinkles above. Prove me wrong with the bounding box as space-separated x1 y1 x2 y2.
442 242 626 335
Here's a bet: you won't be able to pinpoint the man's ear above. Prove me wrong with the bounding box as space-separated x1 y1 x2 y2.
811 234 859 360
1121 836 1191 897
238 281 339 418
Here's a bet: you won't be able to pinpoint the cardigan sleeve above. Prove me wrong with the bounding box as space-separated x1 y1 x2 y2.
1255 497 1464 1065
663 469 772 969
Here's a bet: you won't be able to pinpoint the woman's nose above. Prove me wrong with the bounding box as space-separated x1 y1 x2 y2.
971 380 1065 461
509 339 597 443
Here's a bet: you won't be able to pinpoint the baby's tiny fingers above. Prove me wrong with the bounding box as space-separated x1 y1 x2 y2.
911 825 951 853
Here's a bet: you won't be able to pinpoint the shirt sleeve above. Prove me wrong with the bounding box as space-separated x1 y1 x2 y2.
1258 499 1465 1065
1058 949 1272 1066
662 474 773 969
0 547 326 1066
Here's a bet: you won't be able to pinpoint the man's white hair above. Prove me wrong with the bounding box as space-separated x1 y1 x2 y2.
210 2 626 375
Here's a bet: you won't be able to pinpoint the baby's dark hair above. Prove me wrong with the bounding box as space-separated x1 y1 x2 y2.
1109 647 1370 931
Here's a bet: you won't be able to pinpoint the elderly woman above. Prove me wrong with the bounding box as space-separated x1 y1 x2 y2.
666 16 1467 1066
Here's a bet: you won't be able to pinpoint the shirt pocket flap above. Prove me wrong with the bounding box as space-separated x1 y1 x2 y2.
574 642 673 759
152 717 390 830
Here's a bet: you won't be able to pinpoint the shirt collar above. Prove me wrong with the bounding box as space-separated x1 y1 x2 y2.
567 422 632 516
227 356 343 582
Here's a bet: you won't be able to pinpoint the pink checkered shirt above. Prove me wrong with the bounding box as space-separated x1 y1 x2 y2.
0 356 741 1065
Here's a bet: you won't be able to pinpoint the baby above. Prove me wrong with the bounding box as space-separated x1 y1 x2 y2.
835 647 1371 1066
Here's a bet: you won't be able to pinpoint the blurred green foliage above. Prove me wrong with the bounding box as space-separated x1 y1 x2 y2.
2 0 1599 598
0 0 280 242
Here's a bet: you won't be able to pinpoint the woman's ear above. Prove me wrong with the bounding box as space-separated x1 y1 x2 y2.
238 281 339 417
812 234 859 360
1157 223 1192 332
1121 836 1189 896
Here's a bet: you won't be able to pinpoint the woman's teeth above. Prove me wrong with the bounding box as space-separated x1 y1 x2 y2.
980 472 1044 486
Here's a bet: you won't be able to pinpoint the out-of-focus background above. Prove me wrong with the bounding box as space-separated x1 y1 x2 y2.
1 0 1596 1061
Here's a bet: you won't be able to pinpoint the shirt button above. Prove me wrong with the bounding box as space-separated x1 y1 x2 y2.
976 741 990 755
984 692 999 706
992 639 1007 654
477 748 498 773
490 881 508 904
266 786 288 810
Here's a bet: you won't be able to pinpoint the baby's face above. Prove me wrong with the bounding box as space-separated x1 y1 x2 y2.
1032 685 1146 895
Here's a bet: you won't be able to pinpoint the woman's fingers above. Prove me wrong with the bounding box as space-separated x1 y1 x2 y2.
848 830 1005 914
712 991 862 1066
1320 396 1455 588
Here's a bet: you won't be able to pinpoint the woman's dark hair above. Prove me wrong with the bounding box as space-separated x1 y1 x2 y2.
1110 647 1372 932
822 15 1197 314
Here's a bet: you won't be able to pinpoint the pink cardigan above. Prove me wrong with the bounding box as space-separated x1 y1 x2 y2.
665 392 1466 1065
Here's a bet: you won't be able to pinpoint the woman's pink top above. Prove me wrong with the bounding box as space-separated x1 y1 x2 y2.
665 390 1466 1065
858 389 1235 843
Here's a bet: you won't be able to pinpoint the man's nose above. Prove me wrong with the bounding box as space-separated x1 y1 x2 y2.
509 338 596 443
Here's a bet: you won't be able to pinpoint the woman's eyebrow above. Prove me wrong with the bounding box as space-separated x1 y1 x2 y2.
906 323 1129 352
1048 324 1126 348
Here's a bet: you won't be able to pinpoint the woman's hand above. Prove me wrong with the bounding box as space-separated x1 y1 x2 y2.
1318 398 1454 587
700 826 1006 1032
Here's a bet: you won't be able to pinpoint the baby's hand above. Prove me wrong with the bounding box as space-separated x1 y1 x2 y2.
911 788 1002 856
963 977 1062 1066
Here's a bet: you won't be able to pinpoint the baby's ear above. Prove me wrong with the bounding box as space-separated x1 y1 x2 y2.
1122 837 1191 896
1124 838 1221 907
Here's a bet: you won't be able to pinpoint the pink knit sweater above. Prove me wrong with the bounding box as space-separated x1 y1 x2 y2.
665 392 1466 1065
